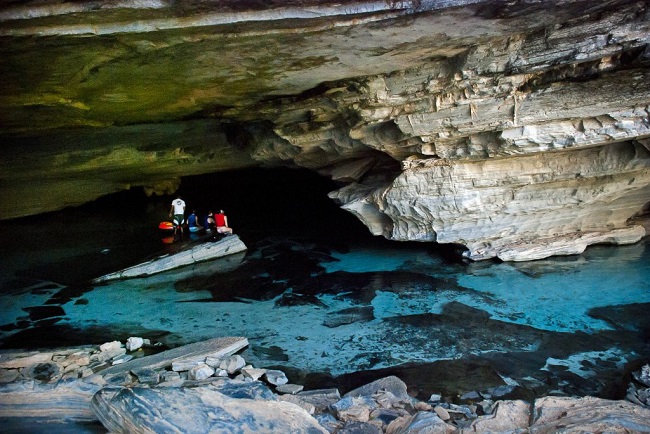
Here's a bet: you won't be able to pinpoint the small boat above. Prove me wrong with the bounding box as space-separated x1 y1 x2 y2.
93 234 247 282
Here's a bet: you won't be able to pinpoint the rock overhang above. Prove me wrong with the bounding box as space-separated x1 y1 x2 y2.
0 0 649 261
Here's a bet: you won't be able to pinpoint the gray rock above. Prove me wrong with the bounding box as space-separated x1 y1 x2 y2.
468 400 529 433
131 368 159 385
100 337 248 382
344 376 410 402
204 355 222 367
99 341 122 353
220 354 246 374
189 364 215 381
531 396 650 433
91 386 328 433
338 420 382 434
278 394 316 414
433 405 450 421
241 367 266 381
264 369 289 386
211 379 277 400
276 383 304 395
391 411 455 434
23 362 62 383
96 347 126 364
332 395 377 422
111 354 133 365
0 369 20 383
315 412 341 433
634 364 650 388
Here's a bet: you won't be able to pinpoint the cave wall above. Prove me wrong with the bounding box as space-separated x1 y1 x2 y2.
0 0 649 260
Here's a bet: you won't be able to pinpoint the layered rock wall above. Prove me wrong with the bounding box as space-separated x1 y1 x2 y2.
0 0 649 260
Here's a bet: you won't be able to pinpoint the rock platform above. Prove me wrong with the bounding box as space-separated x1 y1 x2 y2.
1 336 649 433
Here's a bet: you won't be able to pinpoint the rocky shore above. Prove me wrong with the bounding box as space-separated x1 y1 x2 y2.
1 336 650 433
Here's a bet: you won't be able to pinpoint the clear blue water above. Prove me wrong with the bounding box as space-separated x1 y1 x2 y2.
1 169 649 401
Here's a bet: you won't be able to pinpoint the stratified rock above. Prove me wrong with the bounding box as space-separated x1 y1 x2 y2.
91 386 328 433
100 336 248 384
0 351 54 369
531 396 650 433
468 400 529 433
1 0 648 262
0 379 101 422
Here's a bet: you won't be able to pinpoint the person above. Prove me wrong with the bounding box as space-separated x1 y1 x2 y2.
169 195 186 240
187 209 203 233
215 209 233 235
205 210 216 231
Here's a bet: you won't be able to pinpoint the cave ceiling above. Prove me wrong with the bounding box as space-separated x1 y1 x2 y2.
1 0 649 260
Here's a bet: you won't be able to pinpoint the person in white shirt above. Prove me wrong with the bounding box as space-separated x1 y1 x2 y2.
169 196 186 240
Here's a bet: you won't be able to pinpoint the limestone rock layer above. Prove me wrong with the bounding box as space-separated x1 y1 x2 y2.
0 0 649 260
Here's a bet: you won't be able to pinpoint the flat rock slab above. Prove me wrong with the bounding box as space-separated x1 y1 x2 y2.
94 235 247 281
0 379 101 421
531 396 650 433
92 385 328 433
100 337 248 383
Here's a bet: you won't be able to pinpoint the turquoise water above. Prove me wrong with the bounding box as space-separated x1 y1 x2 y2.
1 171 649 400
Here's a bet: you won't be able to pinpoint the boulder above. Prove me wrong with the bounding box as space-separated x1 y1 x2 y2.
126 337 144 352
188 364 214 381
468 400 529 433
264 369 289 386
220 354 246 374
388 411 456 434
530 396 650 433
91 386 328 433
297 388 342 412
344 376 411 402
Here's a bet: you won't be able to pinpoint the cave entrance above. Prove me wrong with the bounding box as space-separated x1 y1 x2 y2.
155 167 371 244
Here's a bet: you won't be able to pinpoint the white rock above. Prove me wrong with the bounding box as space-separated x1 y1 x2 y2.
189 364 215 381
219 355 245 374
241 367 266 381
100 341 122 353
126 337 144 352
205 356 222 367
264 369 288 386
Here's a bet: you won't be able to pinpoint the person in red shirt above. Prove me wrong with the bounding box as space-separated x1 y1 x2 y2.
215 209 233 235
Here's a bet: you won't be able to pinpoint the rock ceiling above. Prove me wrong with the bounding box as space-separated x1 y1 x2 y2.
0 0 649 260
